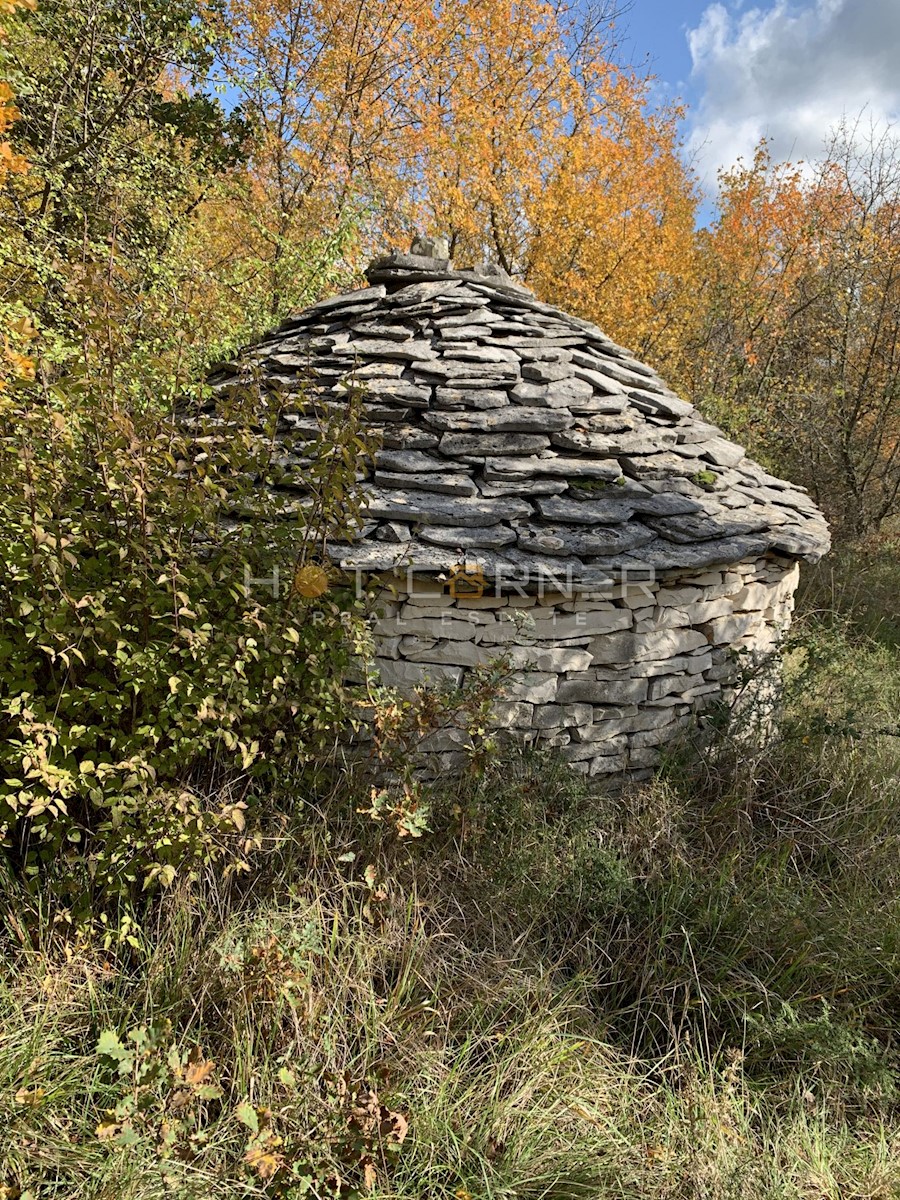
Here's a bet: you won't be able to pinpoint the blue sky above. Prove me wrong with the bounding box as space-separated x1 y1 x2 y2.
615 0 900 195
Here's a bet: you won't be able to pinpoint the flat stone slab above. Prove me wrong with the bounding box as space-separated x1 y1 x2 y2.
419 524 518 549
439 432 551 456
376 449 469 473
433 388 510 409
484 455 623 480
374 471 478 496
364 488 532 527
517 521 657 557
424 408 572 433
207 255 832 587
535 495 638 524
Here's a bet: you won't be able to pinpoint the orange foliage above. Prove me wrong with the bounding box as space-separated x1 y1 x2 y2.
683 130 900 533
219 0 699 358
1 1 34 186
1 0 37 391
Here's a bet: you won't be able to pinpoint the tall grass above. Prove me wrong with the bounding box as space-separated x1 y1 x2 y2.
2 543 900 1198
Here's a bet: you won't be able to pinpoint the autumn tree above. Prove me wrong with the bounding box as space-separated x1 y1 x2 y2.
390 0 699 364
0 0 37 389
0 1 373 909
221 0 698 358
218 0 434 318
0 0 252 391
688 127 900 536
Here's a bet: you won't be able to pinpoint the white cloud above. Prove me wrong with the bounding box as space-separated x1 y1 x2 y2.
686 0 900 186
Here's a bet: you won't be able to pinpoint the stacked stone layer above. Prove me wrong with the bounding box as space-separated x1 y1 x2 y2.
208 248 830 583
364 556 798 778
206 248 829 778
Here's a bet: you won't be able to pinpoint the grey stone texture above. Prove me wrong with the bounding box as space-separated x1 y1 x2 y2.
203 242 831 781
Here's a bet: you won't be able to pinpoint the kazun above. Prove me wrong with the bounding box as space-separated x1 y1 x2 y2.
205 237 831 781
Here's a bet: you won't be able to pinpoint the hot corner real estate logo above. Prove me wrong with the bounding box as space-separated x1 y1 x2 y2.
292 563 331 598
447 561 486 600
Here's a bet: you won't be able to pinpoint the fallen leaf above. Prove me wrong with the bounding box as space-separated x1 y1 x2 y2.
244 1142 283 1180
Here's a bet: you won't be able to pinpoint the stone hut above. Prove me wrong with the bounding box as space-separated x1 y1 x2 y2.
209 239 831 779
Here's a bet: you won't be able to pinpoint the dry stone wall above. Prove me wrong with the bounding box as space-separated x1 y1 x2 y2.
203 244 829 780
367 555 800 779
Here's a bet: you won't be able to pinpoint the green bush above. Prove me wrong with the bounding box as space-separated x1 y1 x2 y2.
0 374 373 915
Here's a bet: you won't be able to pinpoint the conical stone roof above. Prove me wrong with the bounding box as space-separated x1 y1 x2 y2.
209 244 831 587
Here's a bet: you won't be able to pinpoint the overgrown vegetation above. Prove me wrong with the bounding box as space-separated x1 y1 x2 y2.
2 549 900 1198
0 371 380 914
3 0 900 1195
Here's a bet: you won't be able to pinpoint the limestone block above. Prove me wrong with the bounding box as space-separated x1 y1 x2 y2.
399 593 455 611
612 585 659 608
505 646 593 673
564 703 596 727
503 672 559 703
402 604 495 626
403 577 450 599
532 705 569 729
491 701 534 728
630 651 714 678
629 706 685 731
400 637 491 668
628 747 661 768
648 673 699 700
526 609 633 639
589 753 629 775
580 706 676 741
656 586 703 607
376 658 463 688
423 751 470 774
590 627 709 665
704 662 738 682
703 573 745 599
629 607 655 626
419 728 474 753
542 635 592 649
477 619 523 646
540 732 572 748
647 607 691 630
456 595 508 609
630 725 681 749
681 571 724 587
373 598 402 620
561 742 608 763
576 719 634 741
557 676 649 704
703 612 762 644
537 590 574 606
684 597 734 623
731 581 779 611
389 614 478 640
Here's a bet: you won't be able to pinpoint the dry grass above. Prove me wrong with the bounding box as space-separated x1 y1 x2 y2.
3 546 900 1199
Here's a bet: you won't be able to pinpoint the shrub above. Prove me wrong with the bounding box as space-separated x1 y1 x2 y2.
0 373 373 915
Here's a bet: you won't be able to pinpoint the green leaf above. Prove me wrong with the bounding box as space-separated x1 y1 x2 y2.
97 1030 129 1061
235 1101 258 1133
